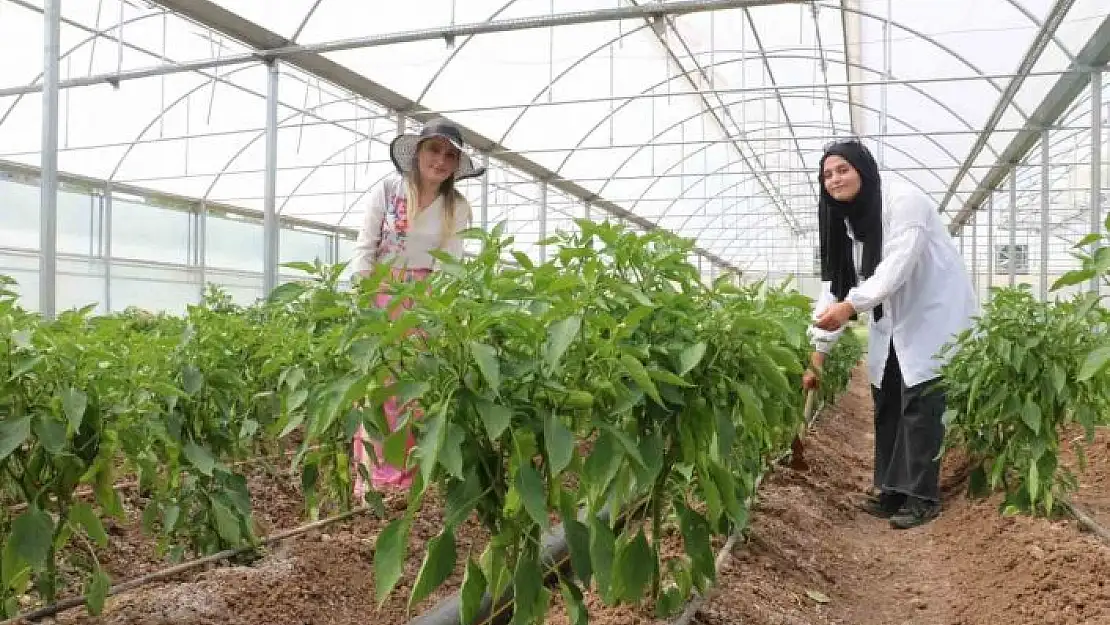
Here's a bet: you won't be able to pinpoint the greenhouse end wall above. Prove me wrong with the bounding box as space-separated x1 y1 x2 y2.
0 166 354 315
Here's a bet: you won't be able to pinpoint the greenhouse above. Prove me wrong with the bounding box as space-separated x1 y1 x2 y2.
2 1 1110 624
0 0 1104 315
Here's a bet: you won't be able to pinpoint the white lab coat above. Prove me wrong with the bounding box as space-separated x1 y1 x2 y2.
808 181 979 389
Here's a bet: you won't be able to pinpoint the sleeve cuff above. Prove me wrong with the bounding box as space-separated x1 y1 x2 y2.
846 290 873 314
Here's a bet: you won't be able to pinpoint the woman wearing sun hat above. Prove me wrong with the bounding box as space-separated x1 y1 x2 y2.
349 117 486 499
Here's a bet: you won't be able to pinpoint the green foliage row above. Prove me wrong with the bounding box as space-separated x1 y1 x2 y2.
0 283 315 617
939 213 1110 516
276 221 863 623
0 221 863 623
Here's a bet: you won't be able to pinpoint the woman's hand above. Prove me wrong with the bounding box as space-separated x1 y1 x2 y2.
815 300 855 331
802 369 820 390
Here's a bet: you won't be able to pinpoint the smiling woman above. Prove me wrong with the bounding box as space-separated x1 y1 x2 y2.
805 139 978 530
349 117 487 501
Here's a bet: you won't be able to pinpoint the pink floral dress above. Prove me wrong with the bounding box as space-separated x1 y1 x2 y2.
352 179 432 499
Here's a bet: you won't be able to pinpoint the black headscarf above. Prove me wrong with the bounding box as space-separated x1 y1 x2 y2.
817 140 884 321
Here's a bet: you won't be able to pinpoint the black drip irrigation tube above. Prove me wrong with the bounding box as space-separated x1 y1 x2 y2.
0 505 373 625
668 390 829 625
1062 499 1110 546
411 501 649 625
409 390 832 625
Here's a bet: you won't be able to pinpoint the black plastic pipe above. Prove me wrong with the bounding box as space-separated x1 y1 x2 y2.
408 502 643 625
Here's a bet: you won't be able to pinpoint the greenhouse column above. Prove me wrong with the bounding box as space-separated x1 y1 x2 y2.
480 152 490 230
263 60 280 295
104 185 113 312
198 202 208 302
1041 128 1050 299
971 206 979 298
1092 69 1103 295
39 0 61 319
539 181 548 263
1009 172 1017 287
987 194 995 300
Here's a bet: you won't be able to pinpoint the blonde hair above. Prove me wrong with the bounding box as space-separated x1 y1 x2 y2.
405 146 467 249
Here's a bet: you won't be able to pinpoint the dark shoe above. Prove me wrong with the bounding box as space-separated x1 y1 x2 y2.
856 491 906 518
889 497 940 529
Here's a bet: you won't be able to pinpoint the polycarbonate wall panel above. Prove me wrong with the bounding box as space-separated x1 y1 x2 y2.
0 249 40 310
111 199 191 264
56 257 107 314
0 176 41 250
281 227 333 276
110 261 201 313
205 212 264 272
0 161 350 314
205 268 264 307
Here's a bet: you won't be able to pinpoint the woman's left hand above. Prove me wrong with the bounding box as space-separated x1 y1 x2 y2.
815 301 855 331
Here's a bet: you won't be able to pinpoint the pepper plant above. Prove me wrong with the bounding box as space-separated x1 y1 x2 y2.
939 285 1110 516
279 221 861 624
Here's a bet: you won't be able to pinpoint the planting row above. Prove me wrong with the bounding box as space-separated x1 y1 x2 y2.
0 220 864 623
939 214 1110 516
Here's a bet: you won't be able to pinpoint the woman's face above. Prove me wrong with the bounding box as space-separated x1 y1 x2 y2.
822 154 862 202
417 137 461 187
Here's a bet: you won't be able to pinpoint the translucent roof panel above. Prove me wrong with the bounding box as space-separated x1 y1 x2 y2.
1 0 1108 270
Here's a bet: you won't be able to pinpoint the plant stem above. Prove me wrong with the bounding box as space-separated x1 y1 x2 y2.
649 453 672 604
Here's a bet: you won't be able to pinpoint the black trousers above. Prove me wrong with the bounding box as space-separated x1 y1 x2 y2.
870 341 946 503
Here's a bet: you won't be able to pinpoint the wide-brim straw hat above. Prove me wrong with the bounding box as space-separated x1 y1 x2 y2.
389 118 486 181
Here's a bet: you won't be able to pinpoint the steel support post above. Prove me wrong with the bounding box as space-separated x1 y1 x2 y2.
198 202 208 303
263 61 280 295
480 152 490 230
1009 171 1018 287
1041 128 1051 299
39 0 61 319
539 181 548 263
1091 69 1103 294
104 185 113 312
971 205 979 298
987 193 995 300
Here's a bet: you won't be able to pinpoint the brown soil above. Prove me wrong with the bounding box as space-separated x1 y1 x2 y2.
1061 425 1110 529
32 456 488 625
56 489 487 625
19 371 1110 625
547 368 1110 625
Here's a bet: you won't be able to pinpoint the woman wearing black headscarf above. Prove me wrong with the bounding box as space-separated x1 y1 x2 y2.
803 140 977 529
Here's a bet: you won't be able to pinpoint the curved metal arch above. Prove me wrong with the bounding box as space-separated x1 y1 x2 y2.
659 135 941 238
278 124 397 214
416 0 520 104
614 92 957 223
990 0 1078 66
549 6 1021 182
496 24 651 146
630 112 950 222
715 215 816 266
0 9 168 129
556 50 987 203
679 154 932 242
815 1 1027 119
195 91 387 200
699 211 790 262
107 65 386 194
107 63 257 181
